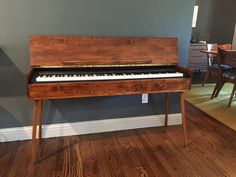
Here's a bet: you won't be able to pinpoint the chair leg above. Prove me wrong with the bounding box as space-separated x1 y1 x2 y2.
228 84 236 107
211 82 220 99
202 70 210 86
215 81 225 98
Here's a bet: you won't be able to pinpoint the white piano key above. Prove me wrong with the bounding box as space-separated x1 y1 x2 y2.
36 72 184 82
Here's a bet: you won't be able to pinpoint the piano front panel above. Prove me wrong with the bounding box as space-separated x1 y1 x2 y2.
29 36 178 67
27 77 191 100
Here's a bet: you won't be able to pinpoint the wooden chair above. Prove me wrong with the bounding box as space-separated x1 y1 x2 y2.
202 44 232 86
211 48 236 107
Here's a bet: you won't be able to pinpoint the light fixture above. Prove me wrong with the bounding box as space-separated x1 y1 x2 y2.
192 5 199 28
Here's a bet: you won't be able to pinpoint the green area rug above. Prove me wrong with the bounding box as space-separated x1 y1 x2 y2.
184 83 236 131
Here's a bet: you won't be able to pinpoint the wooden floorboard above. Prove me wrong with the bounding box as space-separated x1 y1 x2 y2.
0 102 236 177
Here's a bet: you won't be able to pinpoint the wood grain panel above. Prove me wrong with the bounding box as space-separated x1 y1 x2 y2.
29 36 178 67
28 78 191 100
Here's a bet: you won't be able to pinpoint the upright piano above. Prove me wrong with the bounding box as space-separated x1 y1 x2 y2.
26 36 191 146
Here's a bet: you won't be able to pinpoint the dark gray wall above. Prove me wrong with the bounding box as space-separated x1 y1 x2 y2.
0 0 194 128
192 0 236 44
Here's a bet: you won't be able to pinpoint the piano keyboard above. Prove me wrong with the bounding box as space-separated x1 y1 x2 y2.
35 72 184 82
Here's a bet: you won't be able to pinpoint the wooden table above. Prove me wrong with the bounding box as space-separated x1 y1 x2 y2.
200 50 217 55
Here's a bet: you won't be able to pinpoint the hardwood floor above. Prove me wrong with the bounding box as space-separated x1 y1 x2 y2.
0 102 236 177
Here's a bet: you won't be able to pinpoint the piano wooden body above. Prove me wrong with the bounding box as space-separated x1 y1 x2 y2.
26 36 191 146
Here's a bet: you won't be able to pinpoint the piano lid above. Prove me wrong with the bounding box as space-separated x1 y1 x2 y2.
29 36 178 67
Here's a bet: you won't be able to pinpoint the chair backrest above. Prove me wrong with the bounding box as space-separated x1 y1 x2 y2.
213 44 232 65
217 47 236 68
217 44 232 50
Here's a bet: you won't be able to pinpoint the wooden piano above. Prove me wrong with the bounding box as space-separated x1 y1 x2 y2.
26 36 191 146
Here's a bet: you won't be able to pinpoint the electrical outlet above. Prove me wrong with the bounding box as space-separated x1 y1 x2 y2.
142 94 148 103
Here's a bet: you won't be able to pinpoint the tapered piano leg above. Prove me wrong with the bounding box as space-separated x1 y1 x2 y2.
180 92 187 147
32 99 43 141
32 100 39 141
38 100 43 141
32 100 39 164
32 99 43 164
165 93 169 127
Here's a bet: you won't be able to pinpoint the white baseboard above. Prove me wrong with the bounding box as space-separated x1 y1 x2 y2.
0 113 181 142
